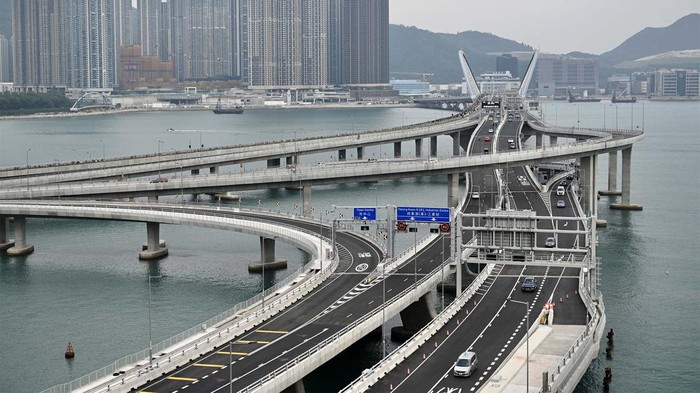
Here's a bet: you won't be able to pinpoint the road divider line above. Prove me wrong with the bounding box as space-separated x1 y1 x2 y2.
166 376 198 382
194 363 225 368
217 351 248 356
255 329 287 334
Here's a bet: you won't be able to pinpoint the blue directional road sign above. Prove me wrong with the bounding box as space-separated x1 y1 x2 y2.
396 206 450 223
353 207 377 221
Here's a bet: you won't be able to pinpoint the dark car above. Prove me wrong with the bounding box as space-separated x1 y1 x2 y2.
521 276 537 292
484 136 492 142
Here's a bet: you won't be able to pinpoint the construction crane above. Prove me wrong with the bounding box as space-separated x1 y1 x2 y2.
390 72 435 82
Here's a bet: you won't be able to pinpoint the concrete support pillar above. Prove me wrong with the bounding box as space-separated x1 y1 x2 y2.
248 236 288 272
536 133 543 149
209 166 218 174
6 216 33 255
415 138 423 158
281 379 306 393
600 151 621 195
267 158 281 168
191 168 200 175
430 136 438 157
148 195 158 203
447 173 460 208
450 132 461 156
550 135 558 146
0 217 13 251
139 222 168 260
356 146 364 160
611 147 643 210
391 292 437 341
338 149 347 161
579 156 593 215
393 142 402 158
302 186 312 216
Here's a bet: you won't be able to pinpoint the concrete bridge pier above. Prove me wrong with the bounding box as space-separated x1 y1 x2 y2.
393 142 402 158
139 222 168 260
550 135 558 146
391 292 437 342
536 133 543 149
599 151 622 196
338 149 347 161
267 158 282 168
451 132 461 155
447 173 460 208
356 146 364 160
281 379 306 393
249 236 288 272
579 155 595 216
430 136 438 157
415 138 423 157
611 147 643 210
0 216 14 251
6 216 34 256
302 186 313 216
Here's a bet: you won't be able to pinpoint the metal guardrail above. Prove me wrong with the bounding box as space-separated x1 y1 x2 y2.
4 203 336 393
236 240 465 393
340 263 496 392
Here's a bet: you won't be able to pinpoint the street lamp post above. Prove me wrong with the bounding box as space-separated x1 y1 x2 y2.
510 299 530 391
25 148 31 190
382 260 386 359
411 217 417 289
99 139 105 161
148 274 162 370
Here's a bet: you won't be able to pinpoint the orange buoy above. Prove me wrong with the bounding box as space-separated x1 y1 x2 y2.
65 341 75 359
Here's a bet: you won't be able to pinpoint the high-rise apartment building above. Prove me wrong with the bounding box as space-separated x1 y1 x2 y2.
330 0 389 85
139 0 171 61
12 0 67 88
115 0 140 47
65 0 116 88
248 0 328 87
0 0 12 39
171 0 240 82
654 69 699 97
0 34 10 82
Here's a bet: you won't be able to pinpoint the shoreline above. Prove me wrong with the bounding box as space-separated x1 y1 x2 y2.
0 102 425 121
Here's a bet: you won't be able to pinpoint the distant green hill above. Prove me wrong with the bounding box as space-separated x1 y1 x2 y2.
389 14 700 85
389 24 533 84
599 13 700 67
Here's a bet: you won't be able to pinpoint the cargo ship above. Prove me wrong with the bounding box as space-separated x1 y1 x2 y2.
611 90 637 103
213 99 244 114
568 90 601 103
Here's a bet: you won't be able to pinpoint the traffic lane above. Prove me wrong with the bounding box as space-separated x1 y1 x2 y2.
137 230 381 391
368 265 524 393
550 273 589 325
429 266 565 393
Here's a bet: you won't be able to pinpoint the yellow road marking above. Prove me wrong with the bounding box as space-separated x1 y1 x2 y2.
218 351 248 356
194 363 225 368
236 340 270 344
166 376 198 382
255 329 287 334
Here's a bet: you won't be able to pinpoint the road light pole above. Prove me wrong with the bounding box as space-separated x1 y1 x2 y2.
510 299 530 391
99 139 105 161
411 217 417 290
25 148 31 191
148 274 162 370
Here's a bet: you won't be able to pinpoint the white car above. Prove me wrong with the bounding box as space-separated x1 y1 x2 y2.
472 192 480 199
556 186 566 196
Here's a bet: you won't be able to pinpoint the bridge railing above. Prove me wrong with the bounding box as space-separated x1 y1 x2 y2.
33 204 337 393
236 242 465 393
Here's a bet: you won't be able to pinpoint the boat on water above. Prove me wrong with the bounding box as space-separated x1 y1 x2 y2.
568 90 601 103
213 99 244 114
611 90 637 103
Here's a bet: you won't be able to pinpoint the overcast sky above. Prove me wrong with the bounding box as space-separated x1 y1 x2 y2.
389 0 700 54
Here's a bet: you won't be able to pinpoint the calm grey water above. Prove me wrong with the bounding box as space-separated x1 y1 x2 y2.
0 103 698 392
